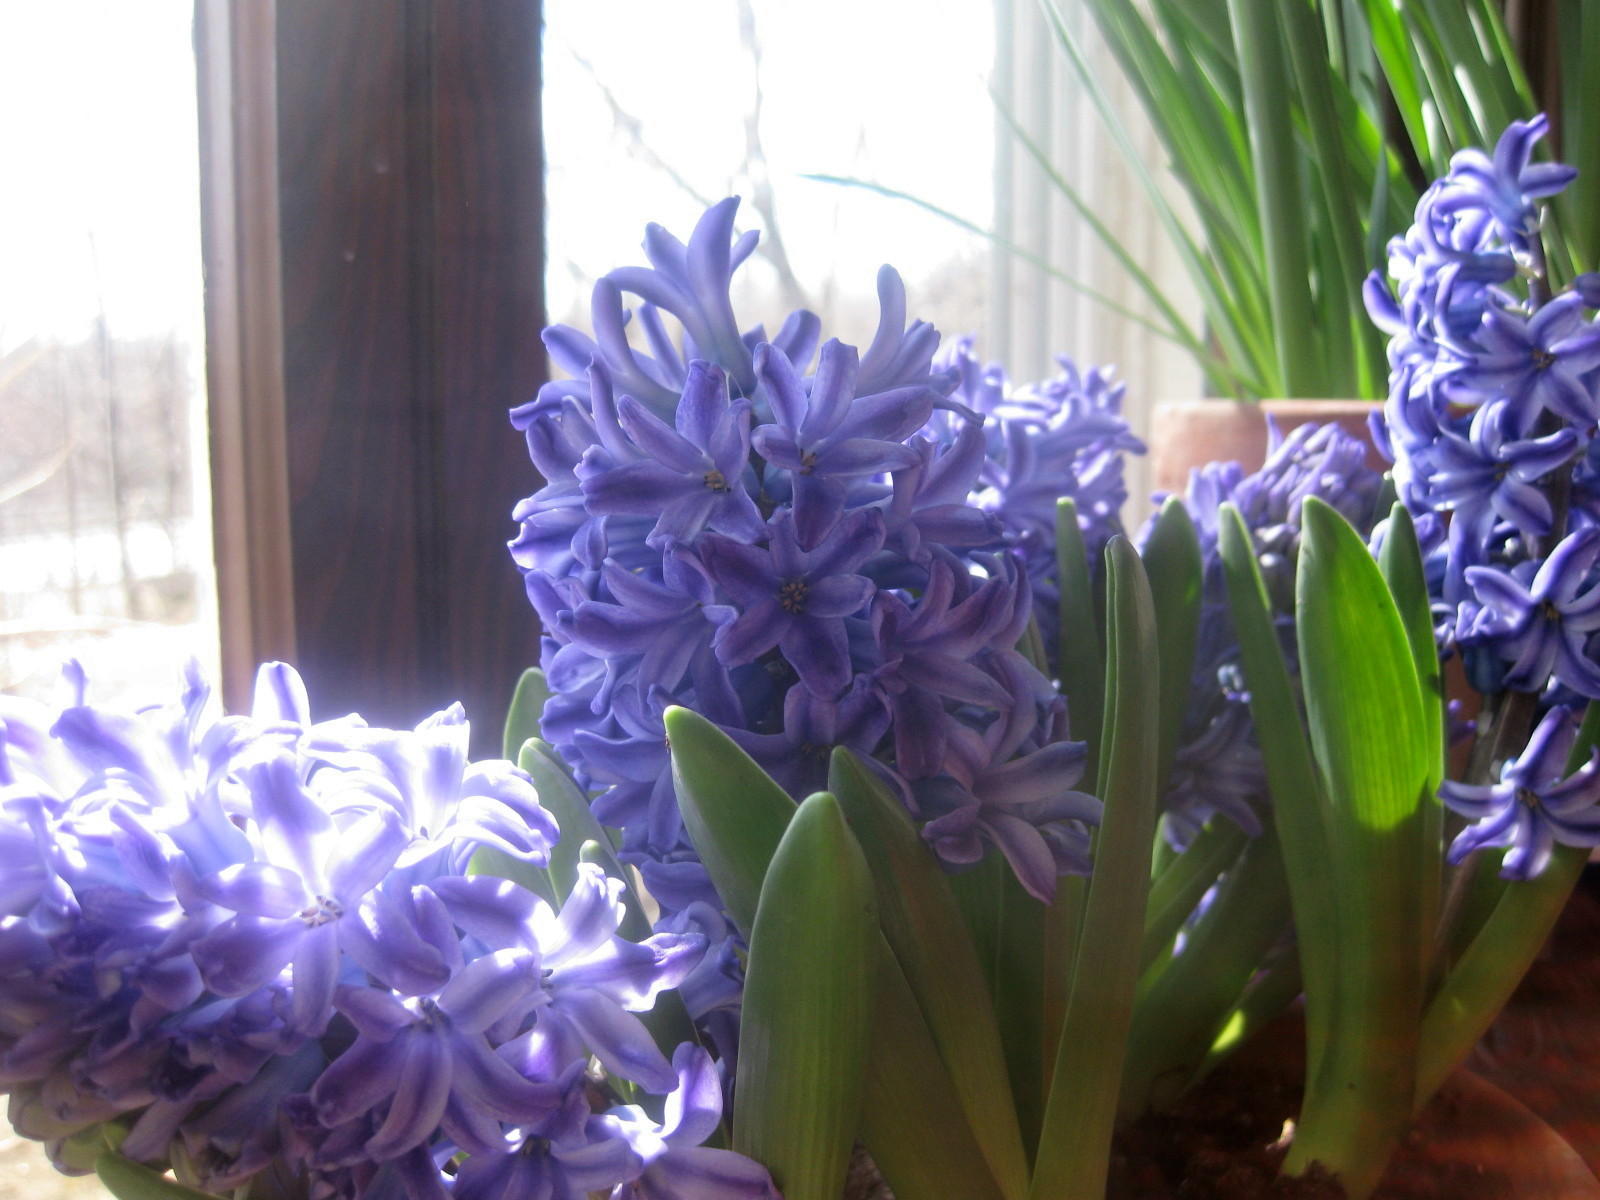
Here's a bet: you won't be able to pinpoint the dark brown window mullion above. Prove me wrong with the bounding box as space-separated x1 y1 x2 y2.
200 0 545 754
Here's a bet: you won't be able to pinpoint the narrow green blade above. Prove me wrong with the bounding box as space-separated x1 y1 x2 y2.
1557 0 1600 270
1217 504 1338 1068
1032 537 1163 1200
831 749 1029 1200
733 793 877 1200
665 706 798 940
515 738 618 905
1378 505 1444 793
1056 498 1105 778
1141 819 1250 972
1140 497 1204 793
1120 823 1292 1118
1199 950 1305 1079
1226 0 1318 395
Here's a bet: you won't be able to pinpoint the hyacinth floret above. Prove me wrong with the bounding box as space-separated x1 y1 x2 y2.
1441 704 1600 879
1366 114 1600 877
939 336 1143 655
0 662 773 1200
509 198 1147 914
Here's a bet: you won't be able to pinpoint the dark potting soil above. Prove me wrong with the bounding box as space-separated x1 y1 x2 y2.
1106 1054 1342 1200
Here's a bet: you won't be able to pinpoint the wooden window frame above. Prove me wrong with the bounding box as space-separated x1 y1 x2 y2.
197 0 545 754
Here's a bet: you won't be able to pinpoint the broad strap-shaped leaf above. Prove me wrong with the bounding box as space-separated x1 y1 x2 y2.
663 710 1008 1194
1285 496 1430 1199
96 1156 217 1200
1141 496 1204 794
831 749 1029 1200
733 793 877 1200
1046 495 1108 1092
1033 536 1162 1200
665 706 797 940
502 667 551 761
858 949 1011 1200
947 849 1048 1162
1217 503 1338 1067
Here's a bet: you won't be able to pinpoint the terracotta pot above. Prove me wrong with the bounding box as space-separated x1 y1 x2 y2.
1379 1067 1600 1199
1148 399 1386 497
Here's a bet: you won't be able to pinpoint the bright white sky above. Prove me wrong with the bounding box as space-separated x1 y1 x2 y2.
0 1 202 354
544 0 996 337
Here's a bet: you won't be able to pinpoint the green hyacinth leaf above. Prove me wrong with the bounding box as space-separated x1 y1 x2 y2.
1217 503 1338 1068
665 706 797 941
1033 536 1162 1200
830 748 1029 1200
502 667 551 762
1140 496 1205 795
856 950 1010 1200
1285 496 1430 1199
664 718 1004 1197
1377 503 1444 792
1056 497 1106 778
733 793 877 1200
1377 502 1446 970
517 738 620 905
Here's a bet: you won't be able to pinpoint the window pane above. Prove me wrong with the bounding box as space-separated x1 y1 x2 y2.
0 1 214 711
544 0 995 347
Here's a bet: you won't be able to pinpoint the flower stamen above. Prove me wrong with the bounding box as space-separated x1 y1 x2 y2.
779 580 808 614
298 895 344 927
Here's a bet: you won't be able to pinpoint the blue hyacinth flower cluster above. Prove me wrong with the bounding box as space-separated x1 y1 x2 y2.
0 662 776 1200
1367 114 1600 878
509 199 1142 911
1157 420 1385 847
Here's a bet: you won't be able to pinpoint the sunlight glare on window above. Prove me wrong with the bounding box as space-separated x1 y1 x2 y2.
0 1 214 712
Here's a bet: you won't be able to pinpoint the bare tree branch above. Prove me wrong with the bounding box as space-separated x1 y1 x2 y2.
567 49 720 211
564 26 813 316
